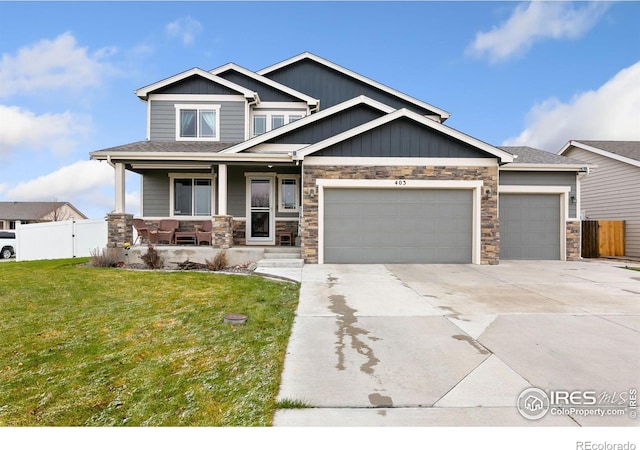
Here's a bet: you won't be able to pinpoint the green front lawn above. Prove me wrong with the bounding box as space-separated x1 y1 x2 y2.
0 259 299 426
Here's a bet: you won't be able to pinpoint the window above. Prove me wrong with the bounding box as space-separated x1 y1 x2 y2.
278 175 300 212
253 115 266 136
271 115 285 130
252 112 306 136
170 174 214 216
175 105 220 141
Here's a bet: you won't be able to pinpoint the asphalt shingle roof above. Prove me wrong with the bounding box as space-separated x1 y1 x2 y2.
91 141 241 155
0 202 77 220
499 146 588 165
572 140 640 162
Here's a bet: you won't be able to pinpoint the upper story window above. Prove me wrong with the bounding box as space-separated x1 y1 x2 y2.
175 104 220 141
253 112 304 137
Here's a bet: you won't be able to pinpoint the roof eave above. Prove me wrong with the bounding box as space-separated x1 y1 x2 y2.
90 151 293 163
210 62 320 110
500 163 593 172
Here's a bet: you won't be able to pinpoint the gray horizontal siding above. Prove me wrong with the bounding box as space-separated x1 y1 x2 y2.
316 118 492 158
265 59 439 116
500 171 577 218
626 220 640 258
218 70 300 102
268 105 384 145
142 171 170 217
150 100 245 141
563 147 640 221
153 75 238 95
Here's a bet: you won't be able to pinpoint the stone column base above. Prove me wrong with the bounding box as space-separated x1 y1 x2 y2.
107 213 133 249
213 215 233 249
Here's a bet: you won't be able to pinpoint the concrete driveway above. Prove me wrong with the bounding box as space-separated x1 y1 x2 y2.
274 260 640 426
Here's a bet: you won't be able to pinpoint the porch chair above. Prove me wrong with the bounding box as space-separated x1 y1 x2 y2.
154 219 179 245
196 220 213 246
133 218 153 244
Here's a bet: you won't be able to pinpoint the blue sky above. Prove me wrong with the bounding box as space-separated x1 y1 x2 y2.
0 1 639 220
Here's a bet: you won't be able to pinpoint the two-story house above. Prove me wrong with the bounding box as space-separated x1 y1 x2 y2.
91 52 587 264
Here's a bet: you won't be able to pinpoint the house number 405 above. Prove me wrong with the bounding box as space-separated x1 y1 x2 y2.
394 180 407 186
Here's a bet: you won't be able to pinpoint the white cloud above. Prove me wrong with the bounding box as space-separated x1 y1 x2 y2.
5 160 114 202
166 16 203 46
468 2 611 63
503 61 640 152
0 32 117 97
0 105 90 156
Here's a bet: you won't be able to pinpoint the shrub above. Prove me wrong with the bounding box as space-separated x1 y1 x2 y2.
140 244 164 269
206 250 228 271
89 247 122 267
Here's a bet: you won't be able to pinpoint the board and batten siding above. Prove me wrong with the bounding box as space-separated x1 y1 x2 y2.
314 118 492 158
264 58 439 116
268 105 384 146
150 100 245 141
499 171 577 218
564 147 640 257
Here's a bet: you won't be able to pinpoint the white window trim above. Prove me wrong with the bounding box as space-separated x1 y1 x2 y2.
251 111 306 136
277 174 301 213
175 104 221 141
169 173 217 218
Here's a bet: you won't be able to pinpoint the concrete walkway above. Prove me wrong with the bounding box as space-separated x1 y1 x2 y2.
274 260 640 426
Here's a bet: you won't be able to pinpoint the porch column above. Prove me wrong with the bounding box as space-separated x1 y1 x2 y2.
114 162 126 213
218 164 227 215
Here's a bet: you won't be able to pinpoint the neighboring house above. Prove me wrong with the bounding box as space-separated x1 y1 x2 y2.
91 52 587 264
0 202 88 230
559 140 640 258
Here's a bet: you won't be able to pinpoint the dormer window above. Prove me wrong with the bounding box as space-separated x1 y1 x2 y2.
175 104 220 141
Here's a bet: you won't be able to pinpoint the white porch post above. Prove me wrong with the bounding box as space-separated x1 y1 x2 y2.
114 162 126 213
218 163 227 215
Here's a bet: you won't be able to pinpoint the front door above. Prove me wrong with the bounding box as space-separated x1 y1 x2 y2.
247 177 275 245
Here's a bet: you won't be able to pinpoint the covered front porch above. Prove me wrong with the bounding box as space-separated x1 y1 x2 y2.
96 146 303 251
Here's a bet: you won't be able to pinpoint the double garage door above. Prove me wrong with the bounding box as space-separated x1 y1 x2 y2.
323 188 473 263
322 189 563 263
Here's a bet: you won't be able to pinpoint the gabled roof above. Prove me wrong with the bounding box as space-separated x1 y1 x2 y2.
499 146 589 171
221 96 396 154
257 52 451 122
0 202 87 220
293 108 513 162
134 67 259 102
210 62 319 111
559 140 640 168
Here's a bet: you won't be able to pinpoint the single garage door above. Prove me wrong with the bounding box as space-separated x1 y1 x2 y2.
500 194 560 260
323 188 473 263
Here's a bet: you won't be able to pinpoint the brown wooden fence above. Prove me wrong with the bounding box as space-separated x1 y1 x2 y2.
582 220 625 258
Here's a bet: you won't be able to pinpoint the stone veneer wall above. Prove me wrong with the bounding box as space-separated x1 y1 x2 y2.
107 213 133 249
232 219 299 246
212 215 233 249
232 220 246 246
566 220 581 261
301 165 499 264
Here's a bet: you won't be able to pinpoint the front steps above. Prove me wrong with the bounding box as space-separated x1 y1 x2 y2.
256 247 304 268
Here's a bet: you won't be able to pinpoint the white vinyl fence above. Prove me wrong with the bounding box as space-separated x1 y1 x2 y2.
16 220 108 262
